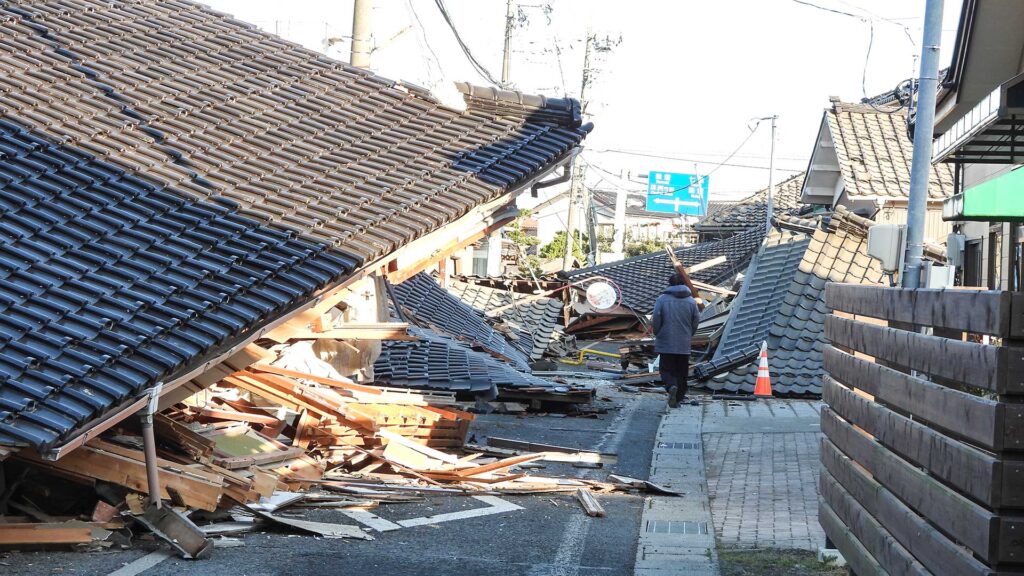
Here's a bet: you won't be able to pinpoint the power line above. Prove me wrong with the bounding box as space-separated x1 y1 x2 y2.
432 0 502 86
586 149 805 173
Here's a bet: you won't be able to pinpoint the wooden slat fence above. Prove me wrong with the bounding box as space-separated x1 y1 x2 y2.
823 284 1024 576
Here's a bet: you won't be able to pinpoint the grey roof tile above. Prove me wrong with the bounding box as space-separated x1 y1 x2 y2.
698 207 886 396
390 273 531 370
824 102 954 200
561 226 765 314
696 172 806 234
444 279 565 361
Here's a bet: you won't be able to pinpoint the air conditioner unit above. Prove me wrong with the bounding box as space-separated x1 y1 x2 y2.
867 224 905 274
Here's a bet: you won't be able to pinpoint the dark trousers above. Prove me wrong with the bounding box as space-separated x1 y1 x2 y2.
660 353 690 400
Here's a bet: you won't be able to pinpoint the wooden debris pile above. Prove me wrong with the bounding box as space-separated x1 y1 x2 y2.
0 351 651 557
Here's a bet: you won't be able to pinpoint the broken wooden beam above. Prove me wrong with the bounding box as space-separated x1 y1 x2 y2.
575 488 606 517
0 521 113 546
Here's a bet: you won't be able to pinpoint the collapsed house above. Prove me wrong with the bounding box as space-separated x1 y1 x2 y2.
0 0 599 555
693 208 886 395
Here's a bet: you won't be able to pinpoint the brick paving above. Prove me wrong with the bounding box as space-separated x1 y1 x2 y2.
702 400 825 550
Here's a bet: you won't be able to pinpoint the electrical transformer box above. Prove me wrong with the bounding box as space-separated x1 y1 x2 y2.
867 224 905 274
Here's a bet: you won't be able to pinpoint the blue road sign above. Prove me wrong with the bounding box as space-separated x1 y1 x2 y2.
645 172 708 215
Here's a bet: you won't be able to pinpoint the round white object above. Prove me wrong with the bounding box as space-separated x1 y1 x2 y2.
585 281 618 310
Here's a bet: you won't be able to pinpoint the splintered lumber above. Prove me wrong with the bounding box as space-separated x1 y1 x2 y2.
575 489 606 517
19 442 224 511
0 521 113 545
246 509 373 540
453 453 546 478
484 437 618 466
285 323 416 341
690 280 736 296
685 255 727 274
154 414 215 463
248 364 381 395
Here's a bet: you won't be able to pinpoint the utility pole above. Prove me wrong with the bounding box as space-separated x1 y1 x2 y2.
501 0 514 88
901 0 944 288
766 115 777 233
350 0 372 69
563 31 594 271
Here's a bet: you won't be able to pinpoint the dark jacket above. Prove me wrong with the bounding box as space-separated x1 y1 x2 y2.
652 285 701 355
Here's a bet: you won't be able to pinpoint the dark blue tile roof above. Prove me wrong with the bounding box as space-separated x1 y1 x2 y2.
374 326 555 396
390 273 531 370
561 226 766 314
0 120 356 449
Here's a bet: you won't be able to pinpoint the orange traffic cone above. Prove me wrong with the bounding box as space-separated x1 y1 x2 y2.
754 341 773 398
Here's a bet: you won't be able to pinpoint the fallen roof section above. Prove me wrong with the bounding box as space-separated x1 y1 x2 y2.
695 172 806 236
390 273 532 370
444 279 566 361
560 226 766 314
374 327 576 398
0 0 590 454
701 207 885 396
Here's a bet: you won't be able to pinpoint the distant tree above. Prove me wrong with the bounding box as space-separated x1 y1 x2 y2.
540 230 588 265
506 210 542 275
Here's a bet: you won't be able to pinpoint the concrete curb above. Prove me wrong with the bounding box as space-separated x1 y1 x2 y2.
633 400 719 576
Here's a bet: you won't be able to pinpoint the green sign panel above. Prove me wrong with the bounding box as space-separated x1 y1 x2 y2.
943 167 1024 221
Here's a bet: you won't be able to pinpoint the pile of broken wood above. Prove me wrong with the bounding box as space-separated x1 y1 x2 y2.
0 344 666 558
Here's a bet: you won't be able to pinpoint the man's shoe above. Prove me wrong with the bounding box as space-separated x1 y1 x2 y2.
667 386 679 408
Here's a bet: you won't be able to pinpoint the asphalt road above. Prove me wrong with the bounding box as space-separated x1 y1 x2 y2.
0 383 665 576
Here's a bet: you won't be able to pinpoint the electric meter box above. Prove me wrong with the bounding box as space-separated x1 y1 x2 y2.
867 224 905 274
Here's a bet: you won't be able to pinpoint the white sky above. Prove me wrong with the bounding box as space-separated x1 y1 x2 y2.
206 0 963 202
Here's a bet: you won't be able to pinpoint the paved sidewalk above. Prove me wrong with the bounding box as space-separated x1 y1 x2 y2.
634 400 719 576
703 399 825 550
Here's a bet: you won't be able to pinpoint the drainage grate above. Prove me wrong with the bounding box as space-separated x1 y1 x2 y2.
658 442 700 449
646 520 709 534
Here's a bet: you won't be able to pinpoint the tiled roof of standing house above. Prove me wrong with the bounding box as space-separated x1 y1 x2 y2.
696 172 806 234
444 279 565 361
0 0 590 453
561 226 766 314
701 207 885 396
819 102 954 201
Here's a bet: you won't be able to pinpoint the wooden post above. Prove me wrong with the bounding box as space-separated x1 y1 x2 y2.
664 245 704 308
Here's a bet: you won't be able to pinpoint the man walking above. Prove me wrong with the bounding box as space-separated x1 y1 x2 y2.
652 273 701 408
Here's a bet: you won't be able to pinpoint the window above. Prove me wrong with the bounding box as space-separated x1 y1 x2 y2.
989 225 1003 290
963 239 983 287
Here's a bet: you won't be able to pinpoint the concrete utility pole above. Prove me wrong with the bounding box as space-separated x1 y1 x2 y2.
901 0 944 288
501 0 514 88
766 115 777 233
350 0 372 69
563 31 594 271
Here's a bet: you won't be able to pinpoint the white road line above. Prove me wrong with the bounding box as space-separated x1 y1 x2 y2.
397 495 522 528
107 549 174 576
340 509 402 532
529 393 641 576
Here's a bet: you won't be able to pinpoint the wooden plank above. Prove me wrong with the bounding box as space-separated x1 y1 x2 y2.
825 315 1023 393
19 446 224 511
822 407 997 561
575 488 605 517
453 453 545 477
0 521 113 546
819 476 928 576
823 376 1017 508
825 283 1011 336
821 438 993 576
248 365 382 395
685 255 727 275
824 346 1004 450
